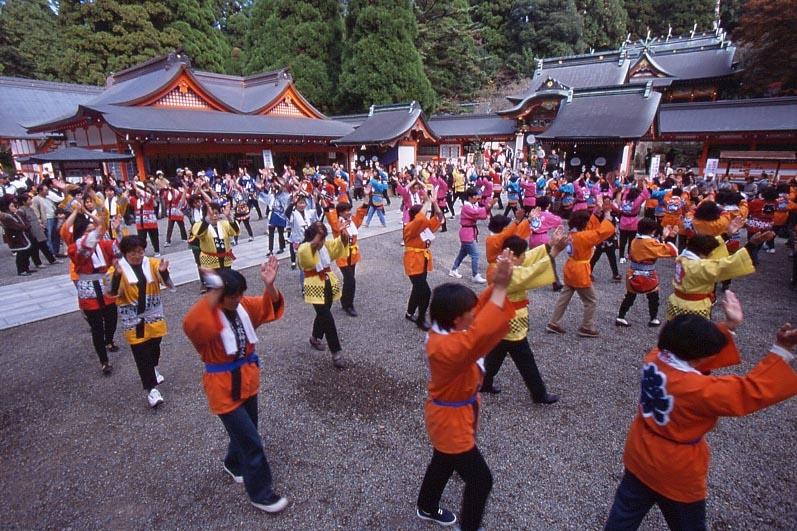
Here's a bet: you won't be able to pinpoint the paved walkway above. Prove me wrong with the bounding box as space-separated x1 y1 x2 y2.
0 209 404 330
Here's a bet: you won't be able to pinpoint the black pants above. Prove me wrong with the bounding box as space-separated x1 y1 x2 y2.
605 469 706 531
407 271 431 322
503 204 518 217
289 244 297 265
83 305 118 365
417 446 493 531
618 291 660 320
248 199 262 219
14 247 31 274
493 191 503 209
446 193 456 216
483 339 547 400
353 187 364 201
268 225 285 252
166 219 187 243
591 242 619 277
130 337 162 391
237 219 253 238
312 280 341 353
30 239 56 266
140 228 160 253
340 264 356 310
618 229 636 259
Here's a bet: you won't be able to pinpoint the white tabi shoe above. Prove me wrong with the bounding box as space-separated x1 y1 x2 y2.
155 368 165 384
147 388 164 408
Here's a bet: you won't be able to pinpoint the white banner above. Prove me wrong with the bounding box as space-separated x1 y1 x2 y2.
648 154 660 181
704 158 719 177
262 149 274 169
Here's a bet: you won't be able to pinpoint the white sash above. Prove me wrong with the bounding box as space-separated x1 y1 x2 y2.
208 222 227 240
219 305 258 356
316 246 332 272
91 245 107 269
118 256 154 284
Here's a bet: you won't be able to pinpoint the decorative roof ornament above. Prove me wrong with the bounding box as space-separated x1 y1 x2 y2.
690 23 698 39
666 25 672 41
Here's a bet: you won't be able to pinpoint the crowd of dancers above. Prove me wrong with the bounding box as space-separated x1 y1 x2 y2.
2 156 797 530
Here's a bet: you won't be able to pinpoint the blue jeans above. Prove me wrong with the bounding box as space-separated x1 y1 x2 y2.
366 206 386 226
218 395 276 504
452 241 479 276
605 470 706 531
46 218 60 255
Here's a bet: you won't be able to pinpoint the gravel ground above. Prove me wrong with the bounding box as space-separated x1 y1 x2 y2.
0 213 795 530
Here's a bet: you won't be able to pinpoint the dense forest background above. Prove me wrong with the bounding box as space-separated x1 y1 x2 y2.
0 0 792 113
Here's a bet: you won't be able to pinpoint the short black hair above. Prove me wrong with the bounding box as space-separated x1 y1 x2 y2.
429 283 478 332
488 214 510 234
72 215 91 240
408 204 424 219
466 187 481 198
568 210 591 231
303 221 327 243
761 186 778 202
716 189 742 206
0 195 15 212
217 268 247 297
208 203 222 213
637 217 658 235
335 202 352 214
503 235 528 257
694 201 721 221
536 196 551 211
658 315 727 360
686 234 720 256
119 235 147 254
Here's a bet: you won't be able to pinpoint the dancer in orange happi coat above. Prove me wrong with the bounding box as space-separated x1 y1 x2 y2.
605 291 797 530
415 251 515 531
404 200 444 331
326 201 368 316
183 258 289 514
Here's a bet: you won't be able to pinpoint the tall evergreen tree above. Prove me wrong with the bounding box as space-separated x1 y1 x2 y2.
508 0 585 77
244 0 342 111
624 0 715 40
0 0 61 79
339 0 436 112
164 0 231 73
216 0 252 74
719 0 743 37
415 0 486 111
578 0 628 51
57 0 183 85
736 0 797 94
469 0 515 77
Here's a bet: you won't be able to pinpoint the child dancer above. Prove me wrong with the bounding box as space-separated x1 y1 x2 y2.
415 251 515 531
605 292 797 530
481 232 567 403
404 201 444 330
615 218 678 328
326 201 369 316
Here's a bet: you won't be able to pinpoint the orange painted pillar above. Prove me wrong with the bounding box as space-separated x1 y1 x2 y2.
698 140 710 175
133 142 147 180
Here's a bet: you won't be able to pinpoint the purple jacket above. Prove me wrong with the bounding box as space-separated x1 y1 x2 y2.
618 188 650 231
529 210 563 248
459 201 489 243
521 179 537 207
430 176 449 207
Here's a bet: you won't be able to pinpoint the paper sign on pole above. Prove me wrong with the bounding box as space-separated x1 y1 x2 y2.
648 155 660 181
704 158 719 177
262 149 274 169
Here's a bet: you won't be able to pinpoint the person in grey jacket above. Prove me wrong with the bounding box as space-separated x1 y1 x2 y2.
19 192 61 267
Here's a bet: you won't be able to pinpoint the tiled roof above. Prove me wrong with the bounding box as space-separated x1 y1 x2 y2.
334 102 437 145
428 114 517 138
658 97 797 134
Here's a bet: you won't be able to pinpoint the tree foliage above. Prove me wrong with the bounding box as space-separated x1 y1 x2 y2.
339 0 436 112
578 0 628 51
624 0 715 40
0 0 61 79
469 0 514 78
416 0 486 111
244 0 343 111
165 0 231 73
508 0 584 77
736 0 797 94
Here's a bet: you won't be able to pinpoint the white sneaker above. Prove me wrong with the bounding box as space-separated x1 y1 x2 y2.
766 248 776 254
147 388 164 408
154 253 162 257
619 257 627 264
449 269 463 279
615 317 630 327
223 464 244 484
251 495 288 513
473 274 487 284
155 368 165 384
248 237 254 242
164 242 171 247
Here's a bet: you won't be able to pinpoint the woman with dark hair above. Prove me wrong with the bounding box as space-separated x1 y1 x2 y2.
297 221 351 368
66 203 122 374
183 258 288 514
605 291 797 530
111 235 173 407
0 195 33 276
403 200 444 330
